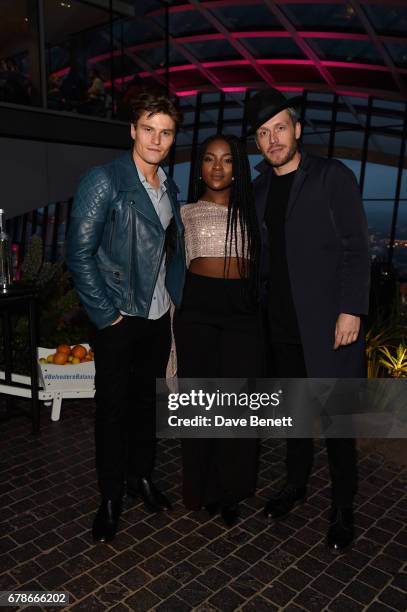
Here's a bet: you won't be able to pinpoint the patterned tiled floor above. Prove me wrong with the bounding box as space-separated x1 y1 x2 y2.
0 399 406 611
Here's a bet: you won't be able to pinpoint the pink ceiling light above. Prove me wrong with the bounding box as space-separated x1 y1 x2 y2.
176 90 199 96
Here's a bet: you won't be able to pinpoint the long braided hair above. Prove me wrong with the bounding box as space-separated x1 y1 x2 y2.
190 134 260 299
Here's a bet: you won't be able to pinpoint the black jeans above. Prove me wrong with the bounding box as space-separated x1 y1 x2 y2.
173 272 263 509
270 342 357 507
92 312 171 500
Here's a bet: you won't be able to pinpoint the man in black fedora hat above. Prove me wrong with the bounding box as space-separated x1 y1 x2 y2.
248 88 370 551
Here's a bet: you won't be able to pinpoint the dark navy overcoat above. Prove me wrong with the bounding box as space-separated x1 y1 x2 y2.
254 151 370 378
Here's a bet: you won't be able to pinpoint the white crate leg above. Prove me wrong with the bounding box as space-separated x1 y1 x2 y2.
51 393 63 422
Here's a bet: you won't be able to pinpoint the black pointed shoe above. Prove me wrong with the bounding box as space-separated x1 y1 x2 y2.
127 477 172 512
204 502 219 518
327 507 354 552
264 484 307 520
92 499 122 543
221 504 239 528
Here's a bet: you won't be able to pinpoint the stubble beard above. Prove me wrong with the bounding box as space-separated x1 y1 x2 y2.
266 138 298 169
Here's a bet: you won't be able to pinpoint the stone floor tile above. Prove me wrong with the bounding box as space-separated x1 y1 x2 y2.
0 399 405 611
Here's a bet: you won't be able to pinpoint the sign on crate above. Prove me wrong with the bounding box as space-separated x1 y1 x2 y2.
38 345 95 392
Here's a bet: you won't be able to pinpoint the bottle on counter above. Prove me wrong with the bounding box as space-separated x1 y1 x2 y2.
0 208 13 291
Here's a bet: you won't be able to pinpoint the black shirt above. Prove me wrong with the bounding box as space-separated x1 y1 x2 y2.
265 170 301 344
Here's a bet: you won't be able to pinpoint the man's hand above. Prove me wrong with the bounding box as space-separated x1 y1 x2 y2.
111 314 124 326
334 313 360 350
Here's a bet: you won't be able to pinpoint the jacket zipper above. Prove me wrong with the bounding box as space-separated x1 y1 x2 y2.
146 233 165 314
127 208 134 308
108 209 116 255
126 203 165 314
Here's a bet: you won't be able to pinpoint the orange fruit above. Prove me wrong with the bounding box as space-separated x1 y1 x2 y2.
56 344 71 355
71 345 87 360
53 352 68 365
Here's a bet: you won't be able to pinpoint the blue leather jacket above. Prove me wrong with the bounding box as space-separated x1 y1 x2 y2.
66 152 186 329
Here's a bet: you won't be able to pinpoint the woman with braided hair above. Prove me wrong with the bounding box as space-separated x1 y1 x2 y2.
173 134 263 527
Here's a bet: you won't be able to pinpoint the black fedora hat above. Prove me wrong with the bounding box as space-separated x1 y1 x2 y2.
246 88 303 135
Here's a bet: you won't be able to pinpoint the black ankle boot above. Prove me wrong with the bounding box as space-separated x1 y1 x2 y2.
221 503 239 528
127 477 172 512
92 499 122 543
264 484 307 520
327 507 354 552
204 502 219 518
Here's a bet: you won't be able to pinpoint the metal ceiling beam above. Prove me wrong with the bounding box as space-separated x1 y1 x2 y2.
148 0 407 14
263 0 389 151
77 0 134 16
142 12 225 91
140 12 244 133
51 57 407 102
102 29 407 54
262 0 336 89
187 0 326 142
98 31 176 95
260 0 374 148
75 32 407 81
77 33 407 66
348 0 407 96
187 0 278 87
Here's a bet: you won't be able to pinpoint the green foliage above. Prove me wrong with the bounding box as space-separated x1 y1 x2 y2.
1 236 89 375
378 344 407 378
366 259 406 378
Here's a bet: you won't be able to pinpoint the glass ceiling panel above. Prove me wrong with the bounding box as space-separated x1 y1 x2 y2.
336 111 360 125
201 92 223 103
211 4 282 31
179 112 196 125
313 39 383 65
373 99 405 114
370 114 404 130
181 39 240 62
116 17 161 45
385 42 407 68
340 95 368 107
280 3 364 33
305 108 333 122
364 4 407 36
135 45 186 69
223 106 244 121
242 37 306 60
194 108 219 123
306 92 334 103
159 9 218 36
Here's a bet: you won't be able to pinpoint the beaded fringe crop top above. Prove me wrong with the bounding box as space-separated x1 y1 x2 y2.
181 200 248 266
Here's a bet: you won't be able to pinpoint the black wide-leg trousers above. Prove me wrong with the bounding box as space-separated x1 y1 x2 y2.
92 312 171 500
173 271 263 510
270 342 357 507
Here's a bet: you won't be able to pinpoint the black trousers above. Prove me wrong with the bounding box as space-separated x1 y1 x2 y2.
270 342 357 507
173 272 263 510
92 312 171 500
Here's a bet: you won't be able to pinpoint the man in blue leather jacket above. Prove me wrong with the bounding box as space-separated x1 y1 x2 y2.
67 91 185 542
